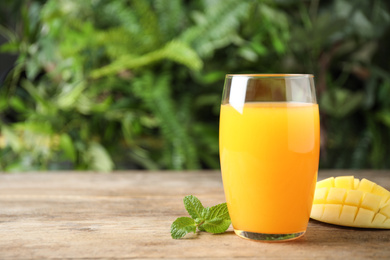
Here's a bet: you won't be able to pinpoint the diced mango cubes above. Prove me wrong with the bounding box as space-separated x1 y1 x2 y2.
326 188 346 204
344 190 363 206
380 204 390 217
311 176 390 229
311 204 324 220
322 204 342 224
354 208 375 226
372 213 386 226
335 176 354 189
357 179 376 193
313 187 328 204
371 185 390 205
316 177 335 189
361 193 381 212
353 178 360 189
339 205 358 225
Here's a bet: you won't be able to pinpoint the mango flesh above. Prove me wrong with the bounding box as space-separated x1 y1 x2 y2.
311 176 390 229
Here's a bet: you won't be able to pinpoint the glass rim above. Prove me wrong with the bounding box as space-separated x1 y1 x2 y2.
225 74 314 79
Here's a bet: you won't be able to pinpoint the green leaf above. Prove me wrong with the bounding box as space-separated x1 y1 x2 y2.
9 97 27 112
170 217 196 239
21 80 54 114
375 110 390 128
90 40 202 79
320 89 364 118
57 81 86 110
60 133 76 162
204 203 230 221
25 56 41 80
198 225 206 232
161 40 203 71
0 41 19 54
86 142 114 172
1 126 22 152
194 218 203 225
171 196 230 238
200 203 231 233
202 218 231 234
183 195 204 220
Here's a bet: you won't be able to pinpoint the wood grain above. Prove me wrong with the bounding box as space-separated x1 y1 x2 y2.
0 170 389 259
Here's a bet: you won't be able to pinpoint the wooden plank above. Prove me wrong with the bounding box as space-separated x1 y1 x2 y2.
0 170 389 259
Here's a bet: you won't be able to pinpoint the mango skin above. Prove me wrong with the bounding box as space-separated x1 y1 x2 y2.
310 176 390 229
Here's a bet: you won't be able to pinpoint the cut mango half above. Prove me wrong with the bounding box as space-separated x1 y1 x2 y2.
310 176 390 229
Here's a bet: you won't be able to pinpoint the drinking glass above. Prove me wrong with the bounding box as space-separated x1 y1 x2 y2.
219 74 320 242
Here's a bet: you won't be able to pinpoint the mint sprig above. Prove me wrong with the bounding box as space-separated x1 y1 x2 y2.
171 195 231 239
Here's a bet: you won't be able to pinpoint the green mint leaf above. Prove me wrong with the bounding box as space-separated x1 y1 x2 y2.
201 207 210 219
171 217 196 239
171 196 231 239
201 203 231 234
202 218 231 234
194 218 203 225
198 224 206 232
203 203 230 221
183 195 204 220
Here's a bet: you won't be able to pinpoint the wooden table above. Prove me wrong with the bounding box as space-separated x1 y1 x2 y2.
0 170 389 259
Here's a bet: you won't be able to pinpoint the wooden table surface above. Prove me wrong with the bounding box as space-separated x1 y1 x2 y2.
0 170 389 259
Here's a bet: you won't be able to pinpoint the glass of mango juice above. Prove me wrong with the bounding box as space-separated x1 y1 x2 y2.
219 74 320 242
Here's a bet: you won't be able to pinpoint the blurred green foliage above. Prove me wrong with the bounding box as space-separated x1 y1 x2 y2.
0 0 390 171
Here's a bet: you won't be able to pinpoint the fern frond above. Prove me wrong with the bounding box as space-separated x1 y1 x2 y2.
96 1 164 56
180 0 250 57
96 27 135 58
154 0 187 41
90 40 202 78
162 40 203 70
131 0 163 48
132 72 200 169
56 81 86 110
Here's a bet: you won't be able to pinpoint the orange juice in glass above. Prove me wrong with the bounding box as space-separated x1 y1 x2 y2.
219 74 320 242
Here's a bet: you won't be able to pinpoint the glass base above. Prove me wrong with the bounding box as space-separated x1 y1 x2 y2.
234 229 305 242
